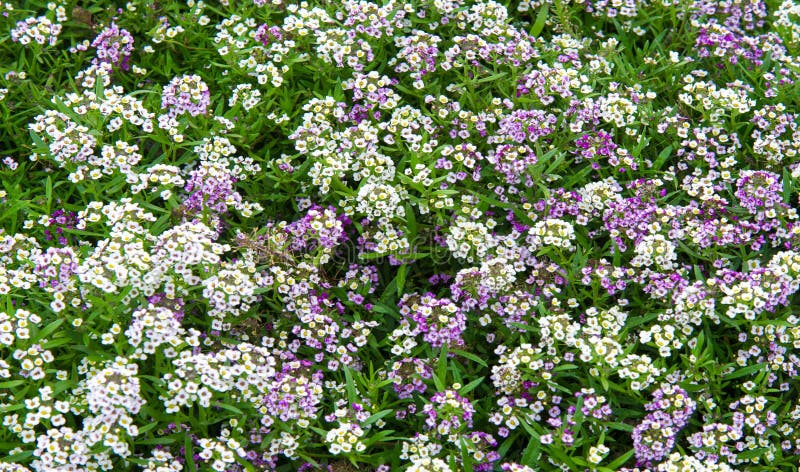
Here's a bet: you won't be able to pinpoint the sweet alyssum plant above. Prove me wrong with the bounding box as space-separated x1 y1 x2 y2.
1 0 800 470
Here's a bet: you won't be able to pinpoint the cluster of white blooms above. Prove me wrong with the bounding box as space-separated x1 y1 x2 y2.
681 169 725 202
775 0 800 47
214 14 292 86
640 323 684 357
28 110 97 182
497 464 535 472
197 437 248 472
390 30 441 89
631 233 679 271
139 449 184 472
149 18 184 44
202 258 260 329
316 26 375 72
84 141 143 179
768 250 800 280
10 16 62 46
124 305 187 358
405 456 453 471
63 63 155 134
161 343 276 412
679 76 755 122
325 422 367 454
194 135 260 175
574 335 624 368
11 343 54 382
663 281 717 331
400 434 450 472
364 223 411 256
537 313 581 348
149 221 230 297
527 218 577 252
656 453 739 472
31 426 113 471
718 270 794 321
598 93 638 128
583 306 628 339
491 343 549 395
588 443 610 465
228 83 262 110
24 357 147 467
578 177 623 213
380 105 437 153
751 104 799 165
266 432 302 461
0 309 42 350
4 385 67 442
478 257 519 292
292 97 350 194
78 357 144 452
127 163 185 197
0 234 41 296
446 216 498 263
343 71 401 110
0 463 31 472
76 200 157 302
440 141 481 169
348 178 407 222
617 353 664 390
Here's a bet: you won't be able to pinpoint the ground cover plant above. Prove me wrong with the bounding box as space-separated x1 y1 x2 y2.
1 0 800 470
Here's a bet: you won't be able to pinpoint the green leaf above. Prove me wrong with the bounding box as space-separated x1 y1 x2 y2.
498 431 520 457
458 376 485 395
1 450 33 463
184 434 197 472
396 265 407 297
136 437 177 446
137 421 160 435
434 345 448 391
343 365 359 405
724 363 767 380
0 380 25 389
451 349 488 368
653 145 673 171
530 4 549 37
783 166 793 203
212 401 244 415
521 435 541 464
32 318 64 344
736 447 768 461
364 409 394 426
460 436 475 470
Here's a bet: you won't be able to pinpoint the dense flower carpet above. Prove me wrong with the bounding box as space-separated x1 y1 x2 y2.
1 0 800 470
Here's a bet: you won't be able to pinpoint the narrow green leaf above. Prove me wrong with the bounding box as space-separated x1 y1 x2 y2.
724 363 767 380
451 349 488 368
458 376 485 395
364 409 394 426
434 345 448 391
212 401 244 416
184 433 197 472
0 380 25 389
32 318 64 344
531 4 549 37
343 365 359 405
396 265 407 297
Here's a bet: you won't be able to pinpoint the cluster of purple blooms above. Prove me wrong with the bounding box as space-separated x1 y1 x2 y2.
160 74 211 119
91 23 134 70
632 385 697 467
